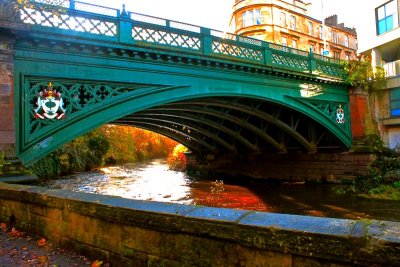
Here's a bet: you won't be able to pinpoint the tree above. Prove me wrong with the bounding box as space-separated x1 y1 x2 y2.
342 56 386 93
0 0 66 22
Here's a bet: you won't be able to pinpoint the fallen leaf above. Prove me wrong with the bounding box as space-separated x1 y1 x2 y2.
22 245 28 250
0 223 6 232
38 255 48 264
10 227 22 237
37 237 47 247
91 260 103 267
9 248 18 257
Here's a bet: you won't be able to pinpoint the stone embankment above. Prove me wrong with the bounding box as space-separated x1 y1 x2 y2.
0 182 398 266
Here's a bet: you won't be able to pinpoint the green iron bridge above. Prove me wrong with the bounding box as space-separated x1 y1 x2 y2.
1 0 351 166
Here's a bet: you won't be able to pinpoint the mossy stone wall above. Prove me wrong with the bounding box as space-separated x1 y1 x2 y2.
0 183 399 266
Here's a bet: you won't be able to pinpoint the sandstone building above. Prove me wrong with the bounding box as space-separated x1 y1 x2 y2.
231 0 358 60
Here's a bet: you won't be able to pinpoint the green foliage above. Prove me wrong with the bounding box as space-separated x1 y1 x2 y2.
167 144 188 171
0 0 66 22
31 130 110 179
98 125 178 164
32 125 180 179
342 57 386 92
355 138 400 199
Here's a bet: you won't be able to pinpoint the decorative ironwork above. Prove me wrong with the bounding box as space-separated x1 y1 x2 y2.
34 82 66 120
28 80 145 134
20 8 117 36
31 0 70 8
238 36 262 46
271 53 308 70
212 41 263 63
16 1 348 79
336 105 345 124
132 27 201 50
316 63 345 78
308 101 348 127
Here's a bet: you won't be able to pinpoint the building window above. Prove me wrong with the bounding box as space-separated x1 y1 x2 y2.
319 25 323 39
292 39 298 48
390 88 400 116
282 36 288 46
376 0 399 35
345 53 350 60
242 9 262 27
309 44 315 52
344 35 349 47
332 31 338 44
320 46 324 55
254 9 262 25
280 12 286 27
290 15 296 30
308 21 313 35
333 50 341 59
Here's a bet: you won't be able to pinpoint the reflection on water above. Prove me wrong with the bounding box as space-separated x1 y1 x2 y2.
38 159 400 222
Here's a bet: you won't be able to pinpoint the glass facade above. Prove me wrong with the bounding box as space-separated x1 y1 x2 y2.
391 87 400 116
376 0 399 35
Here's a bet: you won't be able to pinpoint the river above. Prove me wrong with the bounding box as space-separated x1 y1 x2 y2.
37 159 400 222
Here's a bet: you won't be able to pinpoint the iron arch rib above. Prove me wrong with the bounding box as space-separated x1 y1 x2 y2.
167 99 317 152
147 106 287 153
116 120 216 151
116 116 236 152
125 111 259 151
112 122 200 151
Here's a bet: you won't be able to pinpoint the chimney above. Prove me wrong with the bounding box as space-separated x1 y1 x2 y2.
324 15 338 27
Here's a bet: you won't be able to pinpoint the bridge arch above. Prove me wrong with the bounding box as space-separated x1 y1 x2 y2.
17 78 350 166
6 1 351 166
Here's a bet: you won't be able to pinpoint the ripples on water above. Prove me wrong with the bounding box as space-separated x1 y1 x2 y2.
38 159 400 222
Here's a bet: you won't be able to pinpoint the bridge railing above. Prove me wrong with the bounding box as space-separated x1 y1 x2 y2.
17 0 345 79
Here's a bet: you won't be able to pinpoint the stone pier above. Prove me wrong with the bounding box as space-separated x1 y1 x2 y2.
0 32 15 158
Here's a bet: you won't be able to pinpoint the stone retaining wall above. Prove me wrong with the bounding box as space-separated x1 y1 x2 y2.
188 152 375 182
0 183 399 266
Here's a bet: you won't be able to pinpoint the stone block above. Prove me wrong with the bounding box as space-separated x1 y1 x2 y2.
0 84 11 95
121 226 161 256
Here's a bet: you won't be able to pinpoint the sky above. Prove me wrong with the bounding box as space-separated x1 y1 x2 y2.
82 0 366 32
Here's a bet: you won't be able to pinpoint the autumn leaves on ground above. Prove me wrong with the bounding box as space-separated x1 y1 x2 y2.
31 125 187 179
0 222 106 266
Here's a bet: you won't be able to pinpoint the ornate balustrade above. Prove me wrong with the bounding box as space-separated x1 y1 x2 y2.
14 0 345 79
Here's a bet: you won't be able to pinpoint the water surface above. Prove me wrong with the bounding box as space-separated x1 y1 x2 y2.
38 159 400 221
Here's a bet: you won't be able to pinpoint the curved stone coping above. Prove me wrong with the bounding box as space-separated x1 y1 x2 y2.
0 182 399 265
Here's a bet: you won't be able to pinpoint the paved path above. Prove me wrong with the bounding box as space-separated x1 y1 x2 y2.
0 225 108 267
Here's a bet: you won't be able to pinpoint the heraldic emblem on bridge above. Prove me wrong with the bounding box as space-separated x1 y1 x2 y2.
1 0 352 165
34 82 66 120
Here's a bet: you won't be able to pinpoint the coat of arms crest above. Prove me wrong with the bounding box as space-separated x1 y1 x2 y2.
336 104 345 124
34 82 66 120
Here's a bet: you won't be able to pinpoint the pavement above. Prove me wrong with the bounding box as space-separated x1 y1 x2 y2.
0 224 108 267
0 177 109 266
